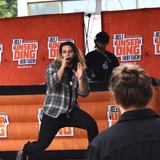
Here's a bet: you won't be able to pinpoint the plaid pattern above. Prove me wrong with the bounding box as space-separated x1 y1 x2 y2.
43 62 90 118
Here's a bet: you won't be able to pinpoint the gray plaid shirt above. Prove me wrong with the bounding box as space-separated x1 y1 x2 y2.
43 62 90 118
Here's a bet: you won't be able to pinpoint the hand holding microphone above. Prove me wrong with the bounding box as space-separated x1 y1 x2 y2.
62 56 74 68
66 57 73 62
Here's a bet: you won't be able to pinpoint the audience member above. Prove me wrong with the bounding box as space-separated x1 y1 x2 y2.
85 63 160 160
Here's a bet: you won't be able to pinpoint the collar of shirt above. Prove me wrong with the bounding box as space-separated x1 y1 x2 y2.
118 108 159 122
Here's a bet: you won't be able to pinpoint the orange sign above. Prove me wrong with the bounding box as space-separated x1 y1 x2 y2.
0 113 9 138
12 39 38 65
113 34 142 61
48 37 74 59
107 105 120 127
38 109 74 136
153 31 160 55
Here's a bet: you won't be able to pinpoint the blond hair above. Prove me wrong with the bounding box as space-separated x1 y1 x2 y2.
54 41 86 69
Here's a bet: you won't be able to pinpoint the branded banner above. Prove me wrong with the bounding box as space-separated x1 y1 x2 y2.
0 113 9 138
101 8 160 79
113 34 142 61
107 105 120 127
0 12 85 85
12 39 38 66
153 31 160 55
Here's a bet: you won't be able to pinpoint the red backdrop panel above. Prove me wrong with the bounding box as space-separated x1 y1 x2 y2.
101 8 160 79
0 12 85 85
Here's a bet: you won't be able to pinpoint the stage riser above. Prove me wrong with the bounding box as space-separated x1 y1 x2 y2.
0 87 159 151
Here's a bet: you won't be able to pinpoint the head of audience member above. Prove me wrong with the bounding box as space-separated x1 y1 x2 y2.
109 63 153 114
94 31 110 53
55 41 86 69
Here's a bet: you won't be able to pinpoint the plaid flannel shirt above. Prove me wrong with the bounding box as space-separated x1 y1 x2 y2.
43 62 90 118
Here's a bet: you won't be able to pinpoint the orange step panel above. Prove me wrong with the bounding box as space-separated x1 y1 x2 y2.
0 86 159 151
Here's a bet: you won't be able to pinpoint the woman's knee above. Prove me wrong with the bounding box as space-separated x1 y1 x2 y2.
86 118 98 130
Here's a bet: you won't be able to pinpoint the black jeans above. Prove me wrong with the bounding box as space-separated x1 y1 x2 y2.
25 107 99 154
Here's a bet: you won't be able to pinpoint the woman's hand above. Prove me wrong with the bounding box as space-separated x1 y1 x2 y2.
72 62 83 80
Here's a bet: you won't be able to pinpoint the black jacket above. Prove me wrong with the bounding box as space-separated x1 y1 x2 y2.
85 108 160 160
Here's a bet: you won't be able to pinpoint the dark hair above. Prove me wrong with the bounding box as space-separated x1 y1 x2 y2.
109 64 153 109
94 31 110 44
55 41 86 69
59 41 78 56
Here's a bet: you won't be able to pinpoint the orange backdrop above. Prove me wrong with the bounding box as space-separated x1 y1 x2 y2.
101 8 160 79
0 12 85 85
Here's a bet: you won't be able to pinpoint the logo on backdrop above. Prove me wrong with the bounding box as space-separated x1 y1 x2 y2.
113 34 142 61
48 37 74 59
0 113 9 138
107 105 120 127
0 43 3 66
12 39 38 65
153 31 160 55
37 109 74 136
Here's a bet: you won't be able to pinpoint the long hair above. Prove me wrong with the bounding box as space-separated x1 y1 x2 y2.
54 41 86 70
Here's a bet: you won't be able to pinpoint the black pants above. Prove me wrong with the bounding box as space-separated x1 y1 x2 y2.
25 107 99 154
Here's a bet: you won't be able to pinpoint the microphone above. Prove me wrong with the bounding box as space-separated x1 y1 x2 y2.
104 54 112 63
66 57 73 61
66 57 75 65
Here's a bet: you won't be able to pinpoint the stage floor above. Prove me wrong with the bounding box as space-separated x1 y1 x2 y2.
0 150 86 160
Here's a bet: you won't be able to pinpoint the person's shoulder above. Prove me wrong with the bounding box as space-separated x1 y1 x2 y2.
85 50 97 57
47 61 55 66
47 61 60 69
91 124 118 145
105 50 116 56
105 50 119 62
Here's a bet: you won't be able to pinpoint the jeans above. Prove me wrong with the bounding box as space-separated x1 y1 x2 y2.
25 107 99 154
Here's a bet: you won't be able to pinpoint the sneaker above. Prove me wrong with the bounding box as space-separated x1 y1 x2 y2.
15 141 30 160
15 147 27 160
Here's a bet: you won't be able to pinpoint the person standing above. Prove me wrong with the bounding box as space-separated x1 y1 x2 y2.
85 31 119 81
85 63 160 160
16 41 99 160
